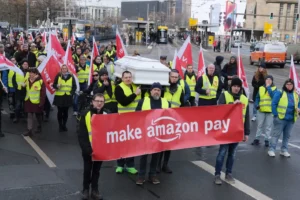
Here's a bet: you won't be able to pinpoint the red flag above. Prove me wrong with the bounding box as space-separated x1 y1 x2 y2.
19 33 24 44
28 32 34 41
88 37 100 86
116 29 128 59
177 35 193 75
38 52 61 104
71 33 75 45
237 47 250 97
0 54 24 76
289 55 300 94
64 40 80 92
175 56 184 78
42 32 47 45
197 46 206 79
47 32 65 64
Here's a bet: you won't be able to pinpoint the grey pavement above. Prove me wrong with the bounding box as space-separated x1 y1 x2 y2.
1 42 300 200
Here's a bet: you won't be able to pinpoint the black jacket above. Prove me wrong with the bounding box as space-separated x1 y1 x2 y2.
53 73 76 107
78 107 107 156
221 56 238 89
136 96 171 111
93 79 113 98
218 91 250 136
14 50 37 67
251 74 265 101
114 84 137 106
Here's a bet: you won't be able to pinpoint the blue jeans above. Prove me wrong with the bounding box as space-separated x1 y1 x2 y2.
215 143 239 176
269 117 294 152
253 105 257 116
138 153 159 178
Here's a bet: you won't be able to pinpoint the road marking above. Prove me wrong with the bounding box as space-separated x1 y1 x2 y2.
1 110 8 115
23 136 57 168
279 139 300 150
191 161 273 200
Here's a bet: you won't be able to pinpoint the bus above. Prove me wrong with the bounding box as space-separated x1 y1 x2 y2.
157 26 168 44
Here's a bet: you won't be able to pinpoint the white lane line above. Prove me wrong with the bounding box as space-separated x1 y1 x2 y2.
191 161 273 200
23 136 57 168
278 139 300 150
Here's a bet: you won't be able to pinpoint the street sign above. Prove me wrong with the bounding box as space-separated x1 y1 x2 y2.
264 22 273 34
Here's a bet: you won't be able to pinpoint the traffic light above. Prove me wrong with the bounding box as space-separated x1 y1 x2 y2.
270 13 273 19
219 12 222 26
296 13 299 21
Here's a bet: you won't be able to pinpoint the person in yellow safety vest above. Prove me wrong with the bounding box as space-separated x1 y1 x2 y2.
135 82 171 185
53 64 77 132
196 64 221 106
23 68 46 137
214 77 250 185
184 64 197 106
177 74 191 106
8 57 19 119
78 93 106 200
105 45 115 61
93 68 118 113
73 55 90 116
157 69 185 174
100 55 115 80
38 42 47 57
268 79 300 158
30 43 39 67
251 75 277 147
167 61 173 68
72 48 82 65
11 59 30 123
93 56 102 72
114 70 141 174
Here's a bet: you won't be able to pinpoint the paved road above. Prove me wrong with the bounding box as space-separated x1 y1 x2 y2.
1 42 300 200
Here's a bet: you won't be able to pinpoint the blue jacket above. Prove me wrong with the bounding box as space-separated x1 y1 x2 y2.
272 90 300 121
178 79 190 103
255 85 277 108
1 70 8 88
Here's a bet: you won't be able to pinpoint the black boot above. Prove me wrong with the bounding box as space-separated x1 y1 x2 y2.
91 189 103 200
62 118 68 132
251 139 260 146
81 189 89 200
162 164 173 174
23 129 33 137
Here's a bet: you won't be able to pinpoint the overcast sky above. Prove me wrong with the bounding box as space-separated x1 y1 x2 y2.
83 0 246 23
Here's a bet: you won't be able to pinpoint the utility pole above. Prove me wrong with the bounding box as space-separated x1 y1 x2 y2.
64 0 67 16
146 3 149 46
26 0 29 30
294 0 300 44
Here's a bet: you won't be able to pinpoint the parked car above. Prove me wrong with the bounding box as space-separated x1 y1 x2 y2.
231 40 242 48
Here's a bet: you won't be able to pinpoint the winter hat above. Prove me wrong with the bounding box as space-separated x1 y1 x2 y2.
259 62 266 68
99 68 108 76
215 56 224 64
151 82 162 90
231 77 242 87
265 75 273 81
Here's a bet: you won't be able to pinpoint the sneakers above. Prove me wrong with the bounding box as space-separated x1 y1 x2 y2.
115 166 123 174
148 176 160 184
280 151 291 158
214 175 222 185
251 139 260 146
162 164 172 173
251 116 256 121
268 150 275 157
136 177 145 185
91 189 103 200
225 174 235 184
264 140 269 147
126 167 138 174
81 189 89 200
73 112 78 116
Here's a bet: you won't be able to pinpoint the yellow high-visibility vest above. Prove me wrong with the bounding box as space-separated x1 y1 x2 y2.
85 111 107 144
55 76 73 96
77 65 90 83
100 63 114 75
258 86 276 113
277 91 299 122
97 80 116 103
185 75 196 97
141 97 169 110
179 79 185 93
164 86 183 108
25 80 43 104
224 91 248 123
117 82 141 113
93 64 101 72
199 75 219 99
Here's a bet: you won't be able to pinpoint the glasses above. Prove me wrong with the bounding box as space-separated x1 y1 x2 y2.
170 76 179 79
93 74 99 77
93 100 104 103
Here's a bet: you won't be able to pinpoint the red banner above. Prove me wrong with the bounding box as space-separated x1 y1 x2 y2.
91 104 244 161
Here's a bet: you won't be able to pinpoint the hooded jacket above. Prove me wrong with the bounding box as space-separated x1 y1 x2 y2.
214 56 224 77
218 87 250 136
221 56 237 89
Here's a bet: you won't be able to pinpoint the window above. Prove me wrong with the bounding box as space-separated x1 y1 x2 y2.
286 4 291 30
293 3 298 30
278 3 284 30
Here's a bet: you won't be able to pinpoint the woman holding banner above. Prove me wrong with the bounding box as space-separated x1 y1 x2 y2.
53 64 76 132
23 68 46 137
78 93 106 200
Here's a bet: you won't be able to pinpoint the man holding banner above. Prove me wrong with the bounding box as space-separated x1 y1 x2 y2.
135 82 171 185
214 77 250 185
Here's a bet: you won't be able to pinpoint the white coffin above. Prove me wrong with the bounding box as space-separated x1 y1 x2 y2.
114 56 171 86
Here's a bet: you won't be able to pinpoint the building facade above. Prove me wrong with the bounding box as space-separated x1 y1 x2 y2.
244 0 300 42
80 6 120 21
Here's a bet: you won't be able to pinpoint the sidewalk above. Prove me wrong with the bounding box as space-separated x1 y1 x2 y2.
125 43 154 55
